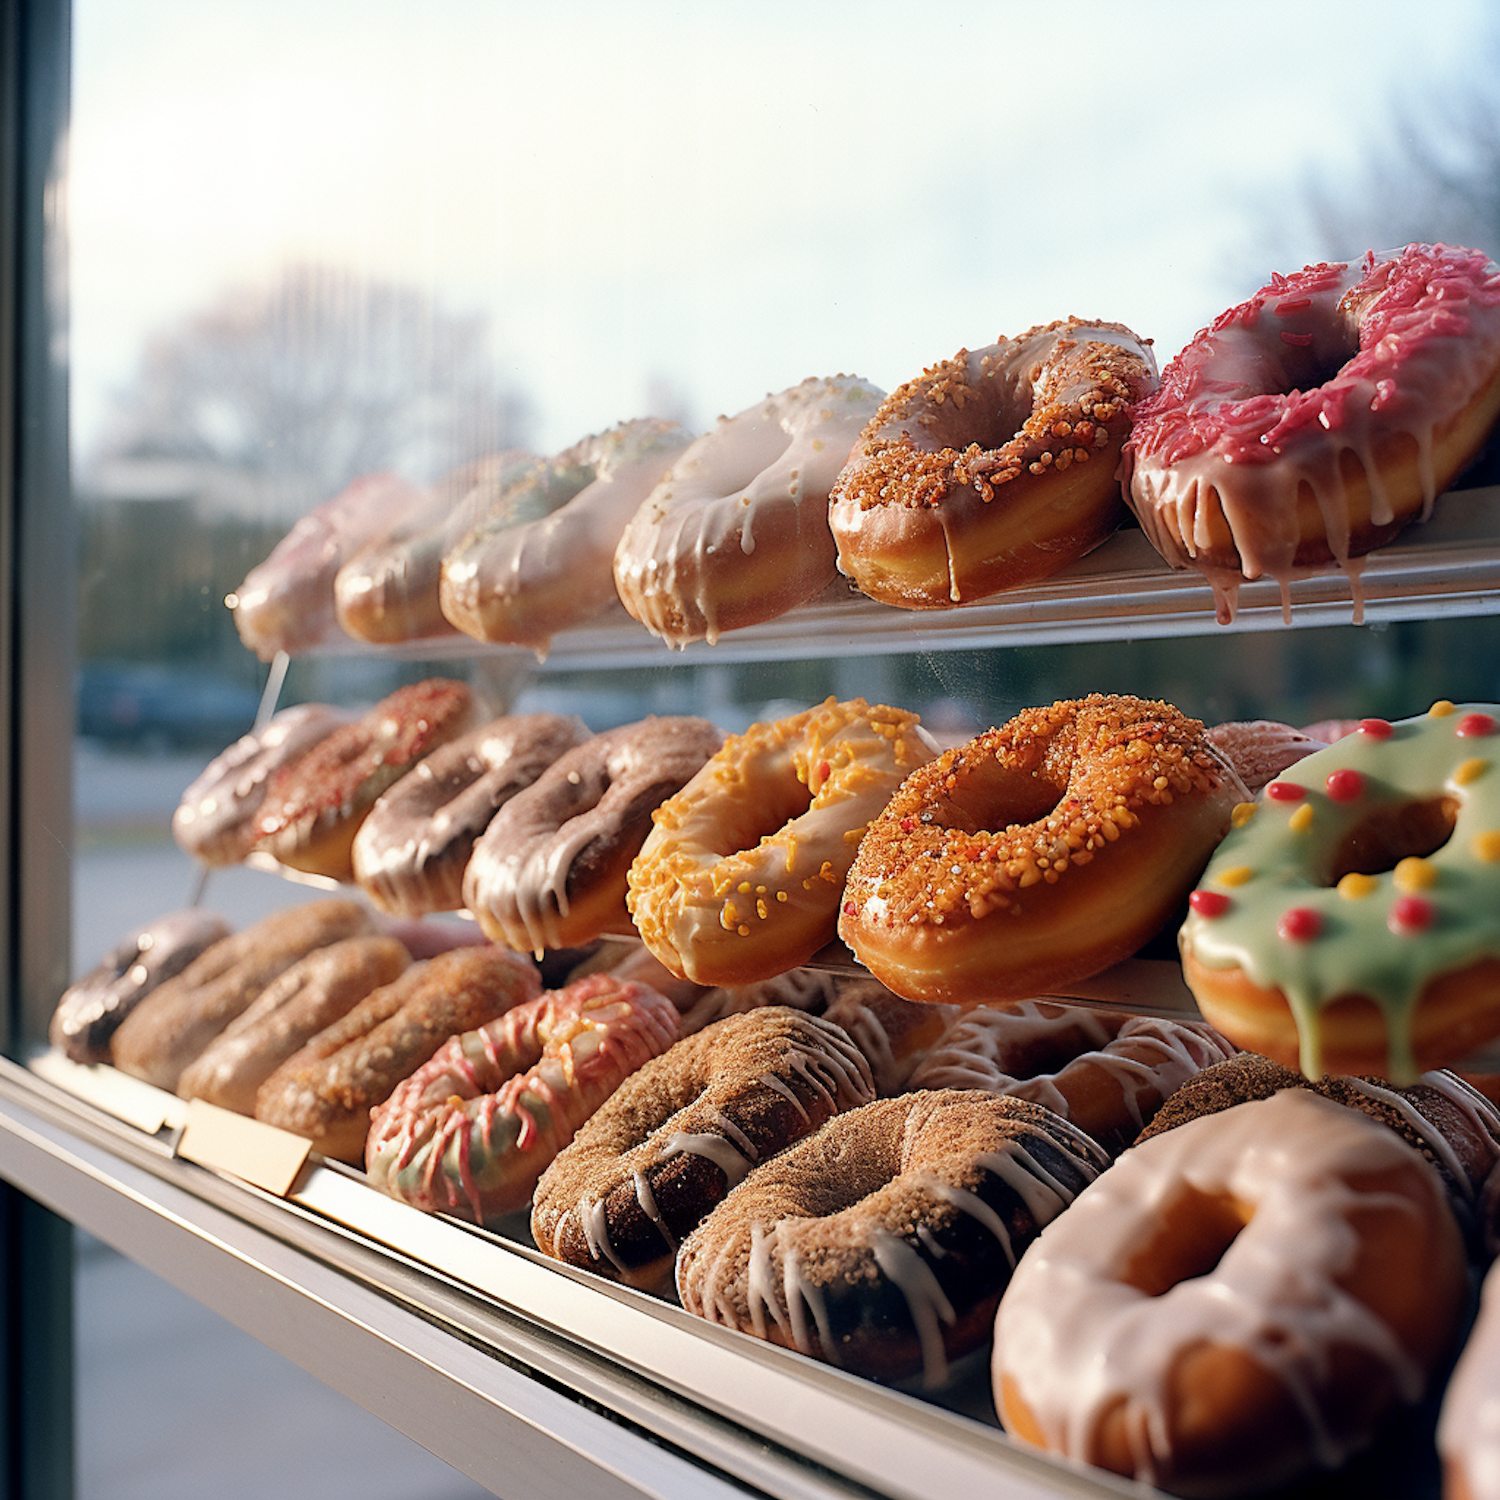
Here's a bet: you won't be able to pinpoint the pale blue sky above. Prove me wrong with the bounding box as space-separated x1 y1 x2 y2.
69 0 1495 463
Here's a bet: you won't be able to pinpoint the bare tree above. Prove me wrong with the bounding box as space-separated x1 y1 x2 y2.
90 264 533 512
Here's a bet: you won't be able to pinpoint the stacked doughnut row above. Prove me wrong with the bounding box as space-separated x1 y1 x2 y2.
231 243 1500 663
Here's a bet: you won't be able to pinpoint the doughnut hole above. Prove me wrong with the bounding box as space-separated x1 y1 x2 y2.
1327 795 1458 884
933 753 1066 837
1119 1187 1250 1298
699 771 812 857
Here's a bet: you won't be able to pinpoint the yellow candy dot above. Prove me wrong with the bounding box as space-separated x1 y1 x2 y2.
1337 872 1378 899
1288 803 1314 832
1455 757 1490 786
1215 865 1254 887
1394 857 1438 891
1430 700 1457 718
1231 802 1257 828
1473 831 1500 863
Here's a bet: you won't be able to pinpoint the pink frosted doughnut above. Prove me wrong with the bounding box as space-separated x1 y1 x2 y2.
366 974 679 1222
1124 244 1500 623
1205 719 1329 794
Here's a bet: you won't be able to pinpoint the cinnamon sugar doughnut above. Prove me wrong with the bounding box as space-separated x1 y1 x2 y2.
110 898 375 1092
839 695 1243 1005
612 376 884 647
530 1007 874 1291
1124 244 1500 623
828 319 1157 609
254 943 540 1162
905 1001 1236 1154
628 698 934 986
993 1089 1468 1496
440 420 692 651
366 974 679 1222
172 703 350 867
820 982 961 1096
253 678 478 882
351 712 588 917
676 1091 1108 1388
464 716 723 955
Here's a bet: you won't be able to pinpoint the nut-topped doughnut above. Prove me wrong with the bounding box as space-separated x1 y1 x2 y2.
839 695 1243 1006
1124 244 1500 623
1180 701 1500 1081
351 711 588 917
677 1091 1108 1389
530 1007 875 1291
464 716 723 956
828 319 1157 609
627 698 934 986
993 1089 1468 1497
366 973 679 1223
440 420 692 651
906 1001 1236 1154
612 375 884 647
253 678 478 882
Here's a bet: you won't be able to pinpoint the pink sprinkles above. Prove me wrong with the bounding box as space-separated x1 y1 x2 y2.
1266 781 1306 802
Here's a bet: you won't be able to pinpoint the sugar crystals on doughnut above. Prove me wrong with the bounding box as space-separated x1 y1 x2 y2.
839 694 1241 1006
677 1091 1109 1389
829 319 1158 609
612 375 884 648
1124 243 1500 623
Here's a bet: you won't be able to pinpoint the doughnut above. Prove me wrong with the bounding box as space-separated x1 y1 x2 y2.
50 908 233 1064
365 973 679 1223
253 678 479 882
334 449 533 646
676 1091 1108 1388
828 319 1158 609
612 375 884 647
172 702 350 867
1123 243 1500 623
1204 718 1331 794
839 695 1243 1006
820 982 961 1096
464 715 723 956
627 698 935 986
1179 701 1500 1081
229 471 433 660
671 966 841 1038
1440 1252 1500 1500
530 1007 875 1291
254 944 540 1162
109 899 375 1092
175 934 412 1114
993 1089 1469 1497
441 420 692 651
905 1001 1236 1154
350 711 589 917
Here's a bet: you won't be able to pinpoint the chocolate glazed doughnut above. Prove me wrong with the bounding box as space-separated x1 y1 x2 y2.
464 715 723 955
530 1007 875 1291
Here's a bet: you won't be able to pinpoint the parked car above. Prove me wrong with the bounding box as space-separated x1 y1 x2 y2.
76 661 262 751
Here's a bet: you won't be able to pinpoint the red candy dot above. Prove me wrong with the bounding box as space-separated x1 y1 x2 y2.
1457 713 1497 738
1278 907 1323 942
1356 718 1393 739
1189 890 1231 918
1388 895 1435 934
1325 769 1365 802
1266 781 1306 802
843 901 858 918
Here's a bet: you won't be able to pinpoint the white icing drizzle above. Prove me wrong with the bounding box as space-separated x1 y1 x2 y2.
869 1227 957 1389
993 1091 1459 1487
1340 1075 1474 1202
574 1197 629 1274
633 1169 674 1251
661 1130 755 1188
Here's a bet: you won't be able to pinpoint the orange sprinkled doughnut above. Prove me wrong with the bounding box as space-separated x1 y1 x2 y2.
627 698 935 986
828 319 1157 610
838 695 1243 1006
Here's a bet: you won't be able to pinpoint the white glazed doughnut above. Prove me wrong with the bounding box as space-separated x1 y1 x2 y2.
612 375 884 647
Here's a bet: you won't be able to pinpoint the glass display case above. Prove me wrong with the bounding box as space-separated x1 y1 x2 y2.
7 2 1500 1497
